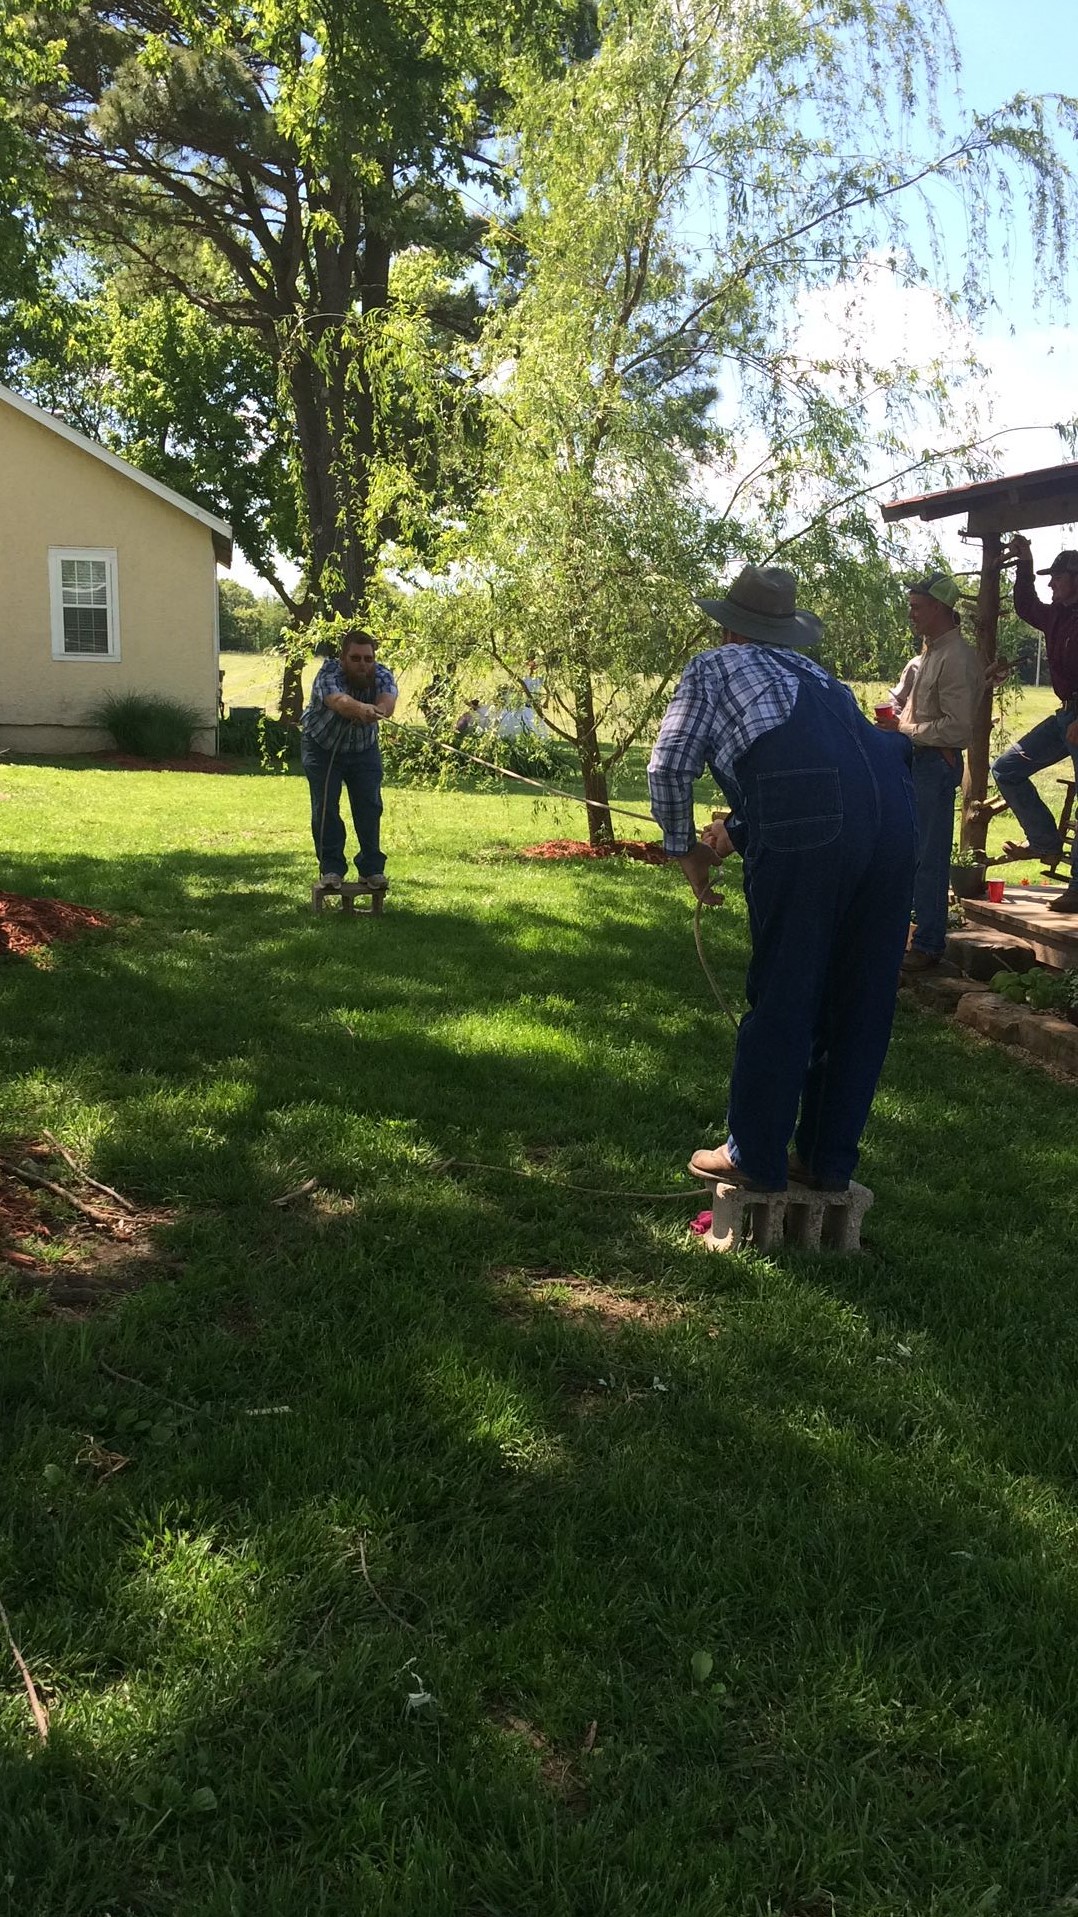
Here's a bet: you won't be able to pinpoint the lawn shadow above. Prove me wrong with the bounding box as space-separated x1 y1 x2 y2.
6 840 1078 1912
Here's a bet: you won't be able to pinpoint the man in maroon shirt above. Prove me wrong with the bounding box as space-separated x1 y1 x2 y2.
991 540 1078 913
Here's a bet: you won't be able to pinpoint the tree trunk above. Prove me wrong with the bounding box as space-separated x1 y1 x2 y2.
961 531 1001 850
286 340 376 621
573 668 615 848
276 272 387 726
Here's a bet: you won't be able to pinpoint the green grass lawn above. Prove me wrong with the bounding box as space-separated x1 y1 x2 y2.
2 763 1078 1916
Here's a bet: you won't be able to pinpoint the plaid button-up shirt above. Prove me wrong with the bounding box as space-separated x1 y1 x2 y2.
648 645 835 855
301 659 398 758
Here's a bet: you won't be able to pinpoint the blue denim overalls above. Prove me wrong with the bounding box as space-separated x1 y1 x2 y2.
714 660 917 1189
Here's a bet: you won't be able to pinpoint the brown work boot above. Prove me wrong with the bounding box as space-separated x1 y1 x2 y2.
1048 887 1078 914
688 1145 776 1189
901 948 940 974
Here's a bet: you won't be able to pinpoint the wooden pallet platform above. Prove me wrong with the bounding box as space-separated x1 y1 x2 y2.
962 885 1078 971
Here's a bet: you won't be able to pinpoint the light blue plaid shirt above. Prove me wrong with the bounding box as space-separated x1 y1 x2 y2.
301 659 398 758
648 645 839 854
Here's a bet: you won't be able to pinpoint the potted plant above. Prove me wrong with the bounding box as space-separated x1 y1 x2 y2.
950 847 987 900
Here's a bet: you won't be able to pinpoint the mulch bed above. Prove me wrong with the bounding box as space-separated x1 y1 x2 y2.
0 891 113 959
521 838 667 865
94 751 239 774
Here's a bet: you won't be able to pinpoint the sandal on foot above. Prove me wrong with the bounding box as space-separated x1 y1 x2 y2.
994 840 1062 866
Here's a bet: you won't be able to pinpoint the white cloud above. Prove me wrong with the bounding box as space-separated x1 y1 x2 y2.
701 259 1078 574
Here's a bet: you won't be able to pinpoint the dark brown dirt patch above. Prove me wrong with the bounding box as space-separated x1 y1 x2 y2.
0 1147 178 1315
0 891 112 958
520 838 667 864
489 1265 679 1332
491 1711 592 1813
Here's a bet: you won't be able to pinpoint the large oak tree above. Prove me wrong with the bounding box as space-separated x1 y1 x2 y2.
6 0 590 704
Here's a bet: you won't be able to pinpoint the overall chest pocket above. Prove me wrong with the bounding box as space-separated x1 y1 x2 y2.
754 767 843 852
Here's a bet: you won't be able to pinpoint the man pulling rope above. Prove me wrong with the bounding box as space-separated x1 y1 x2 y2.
301 632 397 892
647 564 918 1197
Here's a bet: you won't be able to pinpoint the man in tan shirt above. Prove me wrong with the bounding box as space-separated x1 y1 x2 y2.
877 572 981 971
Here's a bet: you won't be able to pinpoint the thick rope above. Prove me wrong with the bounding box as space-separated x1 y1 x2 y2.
316 710 741 1025
693 898 742 1032
380 713 659 827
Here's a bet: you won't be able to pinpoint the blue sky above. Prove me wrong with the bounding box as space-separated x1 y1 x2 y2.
948 0 1071 115
942 0 1077 327
890 0 1078 561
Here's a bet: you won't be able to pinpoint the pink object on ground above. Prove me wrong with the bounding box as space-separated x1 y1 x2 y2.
986 878 1005 902
689 1211 713 1236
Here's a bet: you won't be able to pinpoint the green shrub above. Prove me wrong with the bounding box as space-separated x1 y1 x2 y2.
89 692 203 759
988 967 1073 1012
218 709 300 764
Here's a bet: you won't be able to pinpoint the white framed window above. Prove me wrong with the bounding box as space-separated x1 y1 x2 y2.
48 548 120 661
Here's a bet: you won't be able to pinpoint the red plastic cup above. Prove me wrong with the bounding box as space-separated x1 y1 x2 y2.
986 878 1005 903
875 703 896 722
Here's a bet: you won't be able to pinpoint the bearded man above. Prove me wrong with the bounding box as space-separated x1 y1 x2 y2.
300 632 398 889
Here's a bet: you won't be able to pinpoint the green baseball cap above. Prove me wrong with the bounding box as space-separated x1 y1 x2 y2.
906 570 962 610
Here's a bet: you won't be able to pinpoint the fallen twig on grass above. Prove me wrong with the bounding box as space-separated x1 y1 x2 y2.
271 1176 319 1207
355 1531 418 1635
0 1593 49 1743
42 1131 137 1213
98 1360 200 1415
0 1156 114 1224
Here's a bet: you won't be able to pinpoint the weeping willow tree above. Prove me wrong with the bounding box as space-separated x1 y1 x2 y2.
405 0 1077 845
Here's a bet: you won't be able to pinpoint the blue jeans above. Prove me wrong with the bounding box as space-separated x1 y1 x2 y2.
721 681 917 1190
992 709 1078 877
301 739 386 879
910 747 962 956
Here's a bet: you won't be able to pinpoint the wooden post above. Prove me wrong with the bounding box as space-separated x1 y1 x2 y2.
961 531 1001 851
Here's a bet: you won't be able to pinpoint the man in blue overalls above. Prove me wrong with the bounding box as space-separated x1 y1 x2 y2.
649 565 917 1194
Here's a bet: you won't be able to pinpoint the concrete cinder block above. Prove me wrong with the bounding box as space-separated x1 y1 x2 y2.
311 880 386 917
700 1179 874 1255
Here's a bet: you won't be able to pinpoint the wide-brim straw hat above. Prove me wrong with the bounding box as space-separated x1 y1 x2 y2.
696 564 823 649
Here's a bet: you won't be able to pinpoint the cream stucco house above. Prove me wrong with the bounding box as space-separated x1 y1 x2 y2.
0 383 232 754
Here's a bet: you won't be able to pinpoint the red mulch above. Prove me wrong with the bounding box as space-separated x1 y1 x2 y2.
95 751 239 774
521 838 668 865
0 892 113 958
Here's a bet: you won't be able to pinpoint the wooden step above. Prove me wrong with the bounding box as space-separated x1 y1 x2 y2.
962 889 1078 971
